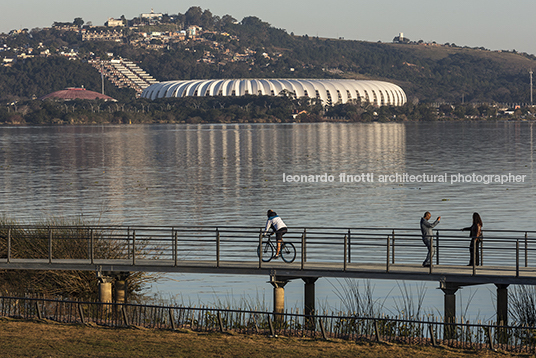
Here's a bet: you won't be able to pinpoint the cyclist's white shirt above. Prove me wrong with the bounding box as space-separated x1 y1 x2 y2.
264 215 287 235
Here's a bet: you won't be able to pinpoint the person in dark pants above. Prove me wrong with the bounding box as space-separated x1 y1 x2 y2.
420 211 441 267
263 210 287 258
462 212 483 266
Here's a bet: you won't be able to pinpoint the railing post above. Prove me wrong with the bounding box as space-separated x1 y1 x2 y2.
525 232 528 268
90 229 94 264
391 229 395 264
386 235 390 273
480 232 484 266
436 230 439 265
169 308 176 331
35 301 43 320
127 227 131 259
472 238 477 276
486 326 494 350
216 228 220 268
319 317 327 340
171 228 174 266
121 305 129 326
217 311 224 332
174 232 178 267
343 235 347 271
252 314 259 333
7 228 11 263
132 230 136 266
348 229 351 264
374 320 382 342
258 229 263 269
48 228 52 264
429 324 437 346
516 239 520 277
301 229 306 270
267 314 275 336
429 234 433 274
303 228 307 263
78 303 85 325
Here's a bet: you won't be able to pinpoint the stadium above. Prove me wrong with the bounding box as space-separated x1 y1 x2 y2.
141 79 407 106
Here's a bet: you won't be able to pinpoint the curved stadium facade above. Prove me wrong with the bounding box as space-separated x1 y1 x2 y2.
141 79 406 106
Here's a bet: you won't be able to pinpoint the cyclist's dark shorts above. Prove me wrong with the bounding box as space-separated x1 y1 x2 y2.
275 227 288 242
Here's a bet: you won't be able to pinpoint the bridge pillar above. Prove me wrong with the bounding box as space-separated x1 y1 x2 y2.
496 283 509 343
270 276 289 323
97 272 113 314
496 284 509 326
303 277 318 330
440 282 460 340
114 272 129 304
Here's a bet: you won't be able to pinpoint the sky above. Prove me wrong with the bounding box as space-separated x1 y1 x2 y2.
2 0 536 55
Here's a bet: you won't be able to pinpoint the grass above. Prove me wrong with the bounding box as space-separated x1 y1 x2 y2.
0 317 527 358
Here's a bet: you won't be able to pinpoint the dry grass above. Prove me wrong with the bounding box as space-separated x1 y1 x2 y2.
0 317 529 358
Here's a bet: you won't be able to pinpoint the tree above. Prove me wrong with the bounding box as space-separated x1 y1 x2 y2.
185 6 203 26
201 9 214 29
221 15 237 27
73 17 84 27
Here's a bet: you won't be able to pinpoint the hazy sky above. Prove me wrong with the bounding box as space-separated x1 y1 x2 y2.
3 0 536 55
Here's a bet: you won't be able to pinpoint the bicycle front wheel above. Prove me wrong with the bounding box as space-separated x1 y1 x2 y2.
281 242 296 263
257 242 274 262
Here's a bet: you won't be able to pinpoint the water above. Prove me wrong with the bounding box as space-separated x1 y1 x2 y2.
0 122 534 320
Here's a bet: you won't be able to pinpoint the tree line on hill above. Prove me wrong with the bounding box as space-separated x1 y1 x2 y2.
1 6 535 122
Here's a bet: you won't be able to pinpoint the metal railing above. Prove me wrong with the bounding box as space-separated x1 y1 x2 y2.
0 225 535 275
1 296 535 353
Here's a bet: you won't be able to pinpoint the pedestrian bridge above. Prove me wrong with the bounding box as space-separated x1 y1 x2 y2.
1 225 535 324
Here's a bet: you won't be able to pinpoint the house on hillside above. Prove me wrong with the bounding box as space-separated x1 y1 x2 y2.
106 18 124 27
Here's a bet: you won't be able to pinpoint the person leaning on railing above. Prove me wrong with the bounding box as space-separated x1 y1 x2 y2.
263 210 288 258
462 212 483 266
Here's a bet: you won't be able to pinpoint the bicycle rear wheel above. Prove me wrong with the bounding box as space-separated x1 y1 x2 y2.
257 242 274 262
281 242 296 263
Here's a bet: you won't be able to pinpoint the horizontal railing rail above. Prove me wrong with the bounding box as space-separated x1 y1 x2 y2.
0 295 535 353
1 225 535 277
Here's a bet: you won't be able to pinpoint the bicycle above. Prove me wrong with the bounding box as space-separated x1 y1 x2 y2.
257 232 296 263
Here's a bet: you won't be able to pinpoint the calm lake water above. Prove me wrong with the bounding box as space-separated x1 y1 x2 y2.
0 122 534 319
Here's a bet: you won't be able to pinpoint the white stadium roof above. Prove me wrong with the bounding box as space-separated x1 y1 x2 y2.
141 79 407 106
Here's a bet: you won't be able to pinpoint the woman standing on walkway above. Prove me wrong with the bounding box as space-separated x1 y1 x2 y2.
462 212 483 266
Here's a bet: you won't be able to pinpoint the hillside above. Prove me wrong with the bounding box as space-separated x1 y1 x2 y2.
0 7 535 105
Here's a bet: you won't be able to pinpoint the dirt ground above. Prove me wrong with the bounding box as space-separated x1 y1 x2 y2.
0 318 531 358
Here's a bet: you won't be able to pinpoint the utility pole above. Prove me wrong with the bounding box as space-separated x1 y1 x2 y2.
530 69 533 106
101 60 105 95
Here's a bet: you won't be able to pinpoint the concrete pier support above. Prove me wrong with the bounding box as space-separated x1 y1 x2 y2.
114 272 129 304
97 272 113 315
115 279 126 303
440 282 460 339
270 276 289 322
97 272 113 304
99 281 112 303
303 277 318 330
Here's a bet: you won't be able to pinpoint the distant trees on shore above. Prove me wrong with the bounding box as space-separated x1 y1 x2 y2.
1 95 534 125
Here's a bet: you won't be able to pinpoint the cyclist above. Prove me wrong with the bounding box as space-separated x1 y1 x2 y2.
263 210 288 258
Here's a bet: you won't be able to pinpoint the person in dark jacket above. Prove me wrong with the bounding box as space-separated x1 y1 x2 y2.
263 210 288 258
462 212 483 266
420 211 441 267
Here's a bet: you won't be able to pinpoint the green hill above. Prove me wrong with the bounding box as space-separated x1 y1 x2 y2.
1 7 535 104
